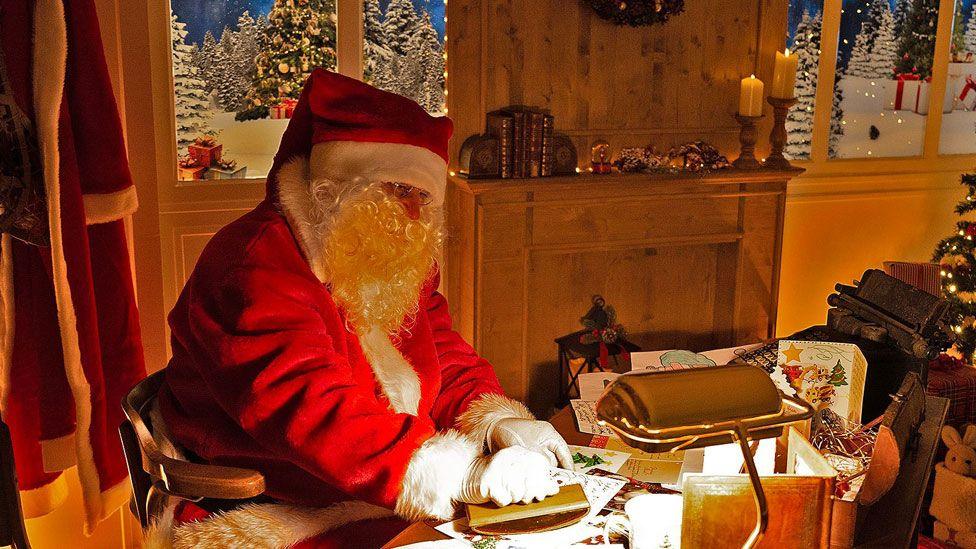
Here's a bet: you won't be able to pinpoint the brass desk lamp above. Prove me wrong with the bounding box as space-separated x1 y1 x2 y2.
595 364 814 548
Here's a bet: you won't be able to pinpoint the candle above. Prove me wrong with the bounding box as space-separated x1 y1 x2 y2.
739 74 764 116
771 48 799 99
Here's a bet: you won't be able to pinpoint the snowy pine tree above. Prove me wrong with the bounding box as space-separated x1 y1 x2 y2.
965 5 976 56
171 12 211 151
237 0 337 120
383 0 420 56
196 31 219 94
214 26 244 111
830 77 845 157
847 0 891 78
895 0 938 78
893 0 912 38
410 12 445 113
363 0 392 82
785 11 820 160
864 6 898 79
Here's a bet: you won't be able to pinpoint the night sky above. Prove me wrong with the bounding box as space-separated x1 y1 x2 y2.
172 0 446 46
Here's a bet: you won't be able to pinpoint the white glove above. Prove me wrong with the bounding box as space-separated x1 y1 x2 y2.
458 446 560 507
487 418 575 469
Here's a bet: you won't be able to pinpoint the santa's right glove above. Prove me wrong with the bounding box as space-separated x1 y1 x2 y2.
457 446 560 507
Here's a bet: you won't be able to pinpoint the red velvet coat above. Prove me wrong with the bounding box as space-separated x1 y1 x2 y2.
158 189 533 545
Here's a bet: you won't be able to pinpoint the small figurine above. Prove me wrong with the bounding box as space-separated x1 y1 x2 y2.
590 140 612 174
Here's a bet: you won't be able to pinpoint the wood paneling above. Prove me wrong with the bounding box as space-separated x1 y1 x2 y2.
447 170 799 414
446 0 790 171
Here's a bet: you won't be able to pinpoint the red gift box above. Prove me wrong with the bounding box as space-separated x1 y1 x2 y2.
188 140 222 167
178 164 207 181
271 98 299 119
283 98 298 118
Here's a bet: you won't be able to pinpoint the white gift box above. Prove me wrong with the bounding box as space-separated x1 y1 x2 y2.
916 80 954 114
883 78 921 111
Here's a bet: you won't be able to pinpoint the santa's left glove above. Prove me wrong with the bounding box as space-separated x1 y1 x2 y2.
487 418 574 469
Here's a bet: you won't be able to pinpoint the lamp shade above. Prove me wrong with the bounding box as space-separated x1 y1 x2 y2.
596 364 809 453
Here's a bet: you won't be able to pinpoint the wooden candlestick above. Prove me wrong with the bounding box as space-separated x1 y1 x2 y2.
733 114 763 170
762 96 797 170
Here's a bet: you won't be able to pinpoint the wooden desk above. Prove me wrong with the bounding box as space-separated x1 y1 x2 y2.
383 409 585 548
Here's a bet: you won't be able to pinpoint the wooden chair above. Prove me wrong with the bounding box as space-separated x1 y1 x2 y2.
119 369 266 528
0 419 29 549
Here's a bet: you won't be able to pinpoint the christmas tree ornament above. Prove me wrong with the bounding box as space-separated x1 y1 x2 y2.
590 140 612 174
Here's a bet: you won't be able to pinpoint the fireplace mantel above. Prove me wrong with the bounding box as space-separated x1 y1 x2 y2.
445 168 803 414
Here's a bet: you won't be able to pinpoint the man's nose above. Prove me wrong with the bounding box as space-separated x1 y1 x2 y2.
399 196 422 220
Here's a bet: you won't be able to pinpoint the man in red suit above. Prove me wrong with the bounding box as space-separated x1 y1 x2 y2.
156 69 572 547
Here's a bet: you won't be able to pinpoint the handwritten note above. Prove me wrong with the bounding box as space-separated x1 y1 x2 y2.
577 372 620 401
569 400 616 437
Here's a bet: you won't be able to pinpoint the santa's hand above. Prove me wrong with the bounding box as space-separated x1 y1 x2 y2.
457 446 559 507
487 418 574 469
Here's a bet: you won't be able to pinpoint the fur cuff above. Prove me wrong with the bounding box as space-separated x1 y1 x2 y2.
394 430 481 521
456 393 535 447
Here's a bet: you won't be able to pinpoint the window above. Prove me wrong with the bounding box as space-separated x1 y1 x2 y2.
786 0 976 165
169 0 445 182
940 0 976 154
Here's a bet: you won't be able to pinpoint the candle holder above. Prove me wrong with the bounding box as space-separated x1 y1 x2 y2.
732 114 763 170
762 96 798 171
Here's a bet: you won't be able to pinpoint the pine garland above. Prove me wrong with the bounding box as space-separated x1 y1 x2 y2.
933 172 976 359
585 0 684 26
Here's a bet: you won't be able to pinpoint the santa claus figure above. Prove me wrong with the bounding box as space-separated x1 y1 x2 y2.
155 69 572 547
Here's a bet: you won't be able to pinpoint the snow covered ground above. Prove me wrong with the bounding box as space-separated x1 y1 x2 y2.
203 111 288 179
833 76 976 158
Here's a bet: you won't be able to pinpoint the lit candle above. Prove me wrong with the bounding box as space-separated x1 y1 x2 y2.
771 48 799 99
739 74 764 116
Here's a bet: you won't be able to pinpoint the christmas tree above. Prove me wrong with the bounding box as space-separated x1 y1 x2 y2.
951 1 966 60
895 0 938 78
830 78 845 157
237 0 337 121
171 12 211 150
864 7 898 79
383 0 420 56
785 11 820 160
965 5 976 56
933 173 976 360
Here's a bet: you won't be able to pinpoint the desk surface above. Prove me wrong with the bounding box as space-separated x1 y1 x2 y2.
382 408 586 548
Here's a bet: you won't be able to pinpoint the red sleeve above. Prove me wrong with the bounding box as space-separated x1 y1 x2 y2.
426 290 506 430
182 264 436 509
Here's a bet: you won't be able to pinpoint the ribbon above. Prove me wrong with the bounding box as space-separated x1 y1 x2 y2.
894 73 921 110
960 75 976 109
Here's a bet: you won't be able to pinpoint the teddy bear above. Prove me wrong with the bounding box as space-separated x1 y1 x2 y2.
930 424 976 548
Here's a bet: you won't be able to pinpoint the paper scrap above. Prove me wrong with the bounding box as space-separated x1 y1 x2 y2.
569 400 616 437
617 458 683 485
567 444 631 474
577 371 620 401
550 468 627 516
631 343 763 371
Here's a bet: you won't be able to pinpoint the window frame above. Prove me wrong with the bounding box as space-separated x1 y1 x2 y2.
800 0 968 177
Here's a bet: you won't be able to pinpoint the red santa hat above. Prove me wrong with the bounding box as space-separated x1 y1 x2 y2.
267 69 453 206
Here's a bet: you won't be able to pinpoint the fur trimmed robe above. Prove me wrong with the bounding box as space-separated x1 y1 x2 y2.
156 161 533 547
0 0 144 531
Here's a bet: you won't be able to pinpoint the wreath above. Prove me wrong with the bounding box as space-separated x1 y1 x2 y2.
585 0 685 26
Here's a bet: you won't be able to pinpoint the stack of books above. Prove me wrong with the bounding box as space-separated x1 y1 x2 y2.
485 106 555 178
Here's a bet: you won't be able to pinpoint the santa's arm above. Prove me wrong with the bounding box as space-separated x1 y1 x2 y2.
425 289 535 440
186 265 482 519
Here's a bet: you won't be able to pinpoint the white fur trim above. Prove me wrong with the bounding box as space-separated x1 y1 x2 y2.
277 158 424 415
457 393 535 447
359 327 422 415
310 141 447 207
33 0 107 533
145 500 393 549
275 157 326 281
83 186 139 225
395 430 482 521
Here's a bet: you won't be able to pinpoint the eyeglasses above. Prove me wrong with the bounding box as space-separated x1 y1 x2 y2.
384 182 433 206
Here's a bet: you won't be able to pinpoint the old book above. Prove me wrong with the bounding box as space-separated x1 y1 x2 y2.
541 113 555 176
465 483 589 535
485 111 514 179
527 110 545 177
511 109 527 178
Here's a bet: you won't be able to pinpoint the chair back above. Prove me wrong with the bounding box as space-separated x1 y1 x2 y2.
119 369 265 528
0 419 29 549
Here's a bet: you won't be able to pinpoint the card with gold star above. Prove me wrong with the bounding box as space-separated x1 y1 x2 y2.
773 340 867 423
